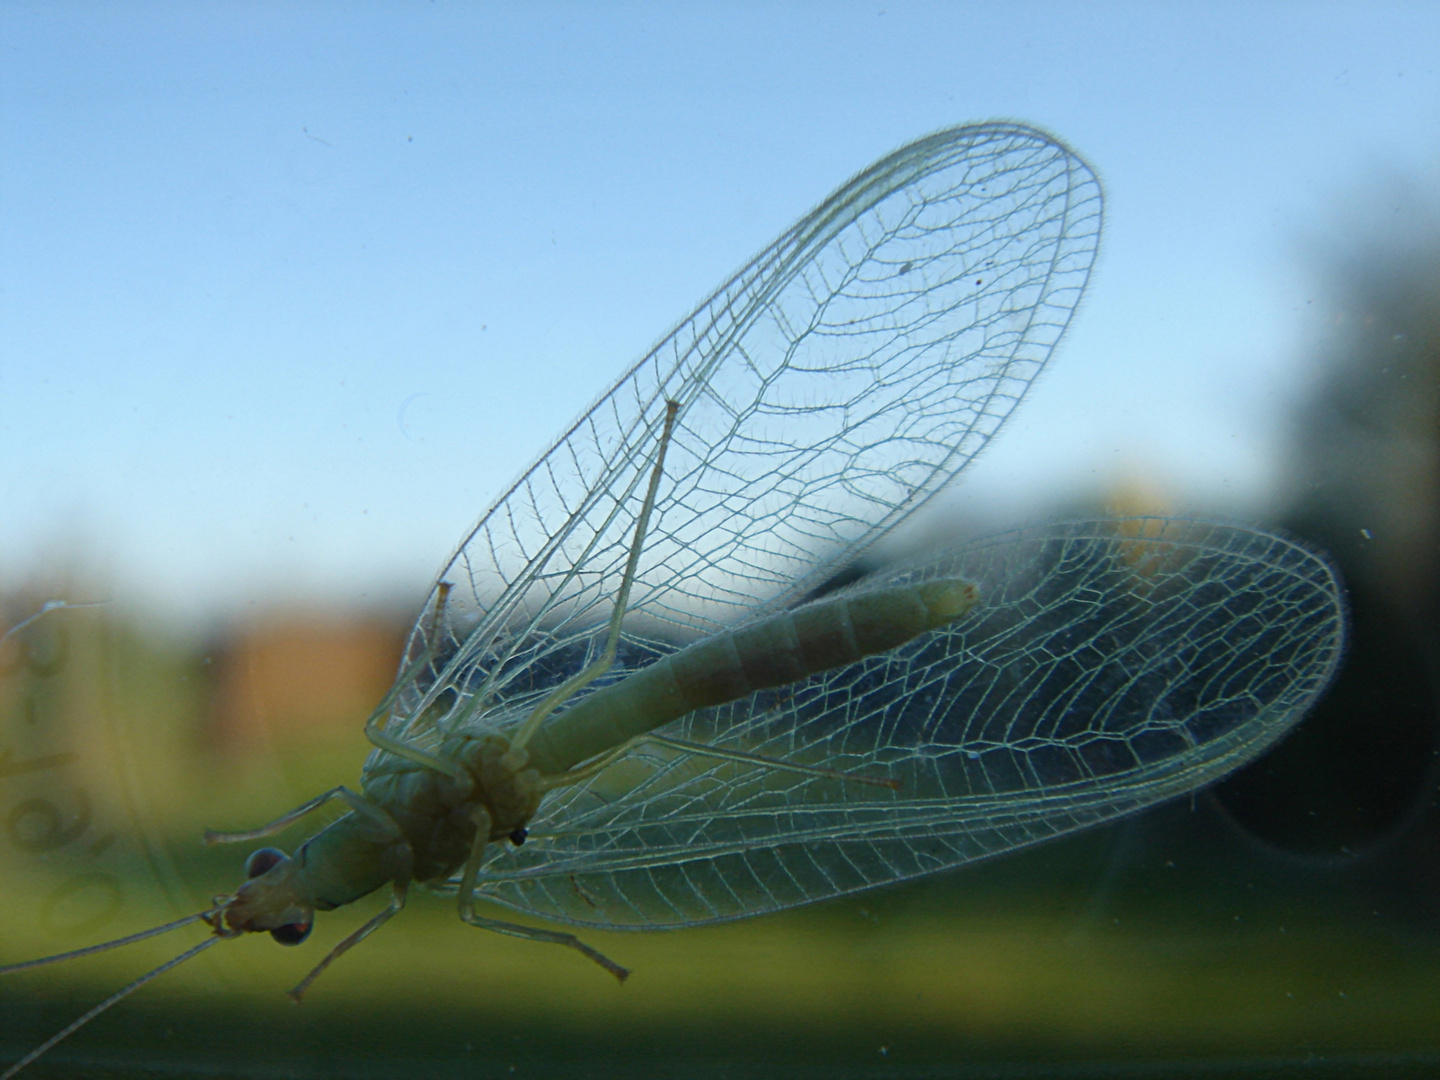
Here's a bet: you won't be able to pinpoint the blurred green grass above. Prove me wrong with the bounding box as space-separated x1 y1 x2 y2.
5 888 1440 1078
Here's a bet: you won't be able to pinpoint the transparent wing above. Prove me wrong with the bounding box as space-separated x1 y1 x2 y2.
460 519 1345 929
381 123 1102 743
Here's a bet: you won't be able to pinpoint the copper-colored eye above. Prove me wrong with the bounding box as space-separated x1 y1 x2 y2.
244 847 287 878
270 919 312 946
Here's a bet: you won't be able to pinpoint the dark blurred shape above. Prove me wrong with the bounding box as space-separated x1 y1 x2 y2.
1217 592 1433 855
1284 190 1440 619
1216 182 1440 897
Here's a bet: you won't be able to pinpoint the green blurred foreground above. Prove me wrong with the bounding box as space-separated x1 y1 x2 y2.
2 605 1438 1079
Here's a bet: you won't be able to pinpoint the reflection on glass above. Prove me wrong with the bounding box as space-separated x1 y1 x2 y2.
4 9 1440 1077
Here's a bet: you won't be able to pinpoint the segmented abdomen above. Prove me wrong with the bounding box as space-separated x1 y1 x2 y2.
524 578 978 775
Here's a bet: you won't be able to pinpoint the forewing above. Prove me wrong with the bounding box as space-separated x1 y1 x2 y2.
466 519 1345 929
382 123 1102 744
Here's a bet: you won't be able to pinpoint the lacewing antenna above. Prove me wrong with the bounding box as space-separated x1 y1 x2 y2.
0 911 218 1080
0 911 208 975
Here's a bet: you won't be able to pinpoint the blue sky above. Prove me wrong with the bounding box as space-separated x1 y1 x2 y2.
3 1 1438 625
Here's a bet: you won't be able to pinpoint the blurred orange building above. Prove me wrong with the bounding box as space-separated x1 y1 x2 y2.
207 615 407 752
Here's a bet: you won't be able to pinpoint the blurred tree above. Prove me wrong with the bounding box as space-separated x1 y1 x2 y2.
1217 180 1440 911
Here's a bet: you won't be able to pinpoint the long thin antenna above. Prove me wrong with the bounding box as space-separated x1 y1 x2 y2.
0 912 208 976
0 935 222 1080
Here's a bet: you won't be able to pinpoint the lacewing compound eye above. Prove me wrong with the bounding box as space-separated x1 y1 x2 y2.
509 828 529 846
269 920 313 946
244 847 287 878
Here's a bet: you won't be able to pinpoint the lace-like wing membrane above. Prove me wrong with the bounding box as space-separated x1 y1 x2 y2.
473 519 1344 929
383 123 1103 744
